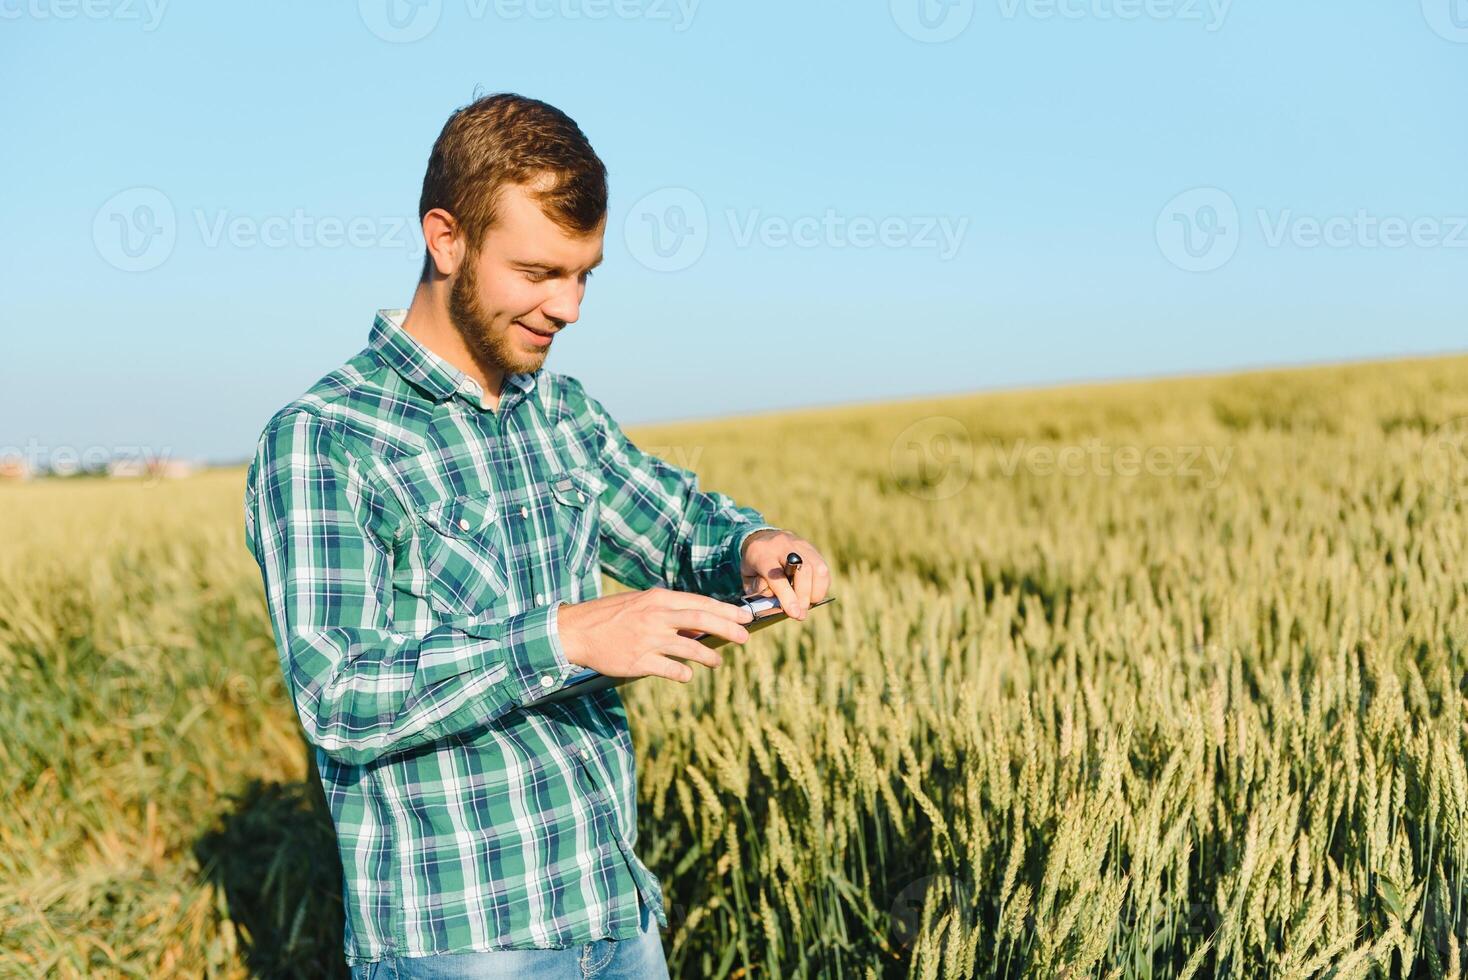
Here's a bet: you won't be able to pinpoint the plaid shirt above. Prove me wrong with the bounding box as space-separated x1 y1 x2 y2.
243 308 776 966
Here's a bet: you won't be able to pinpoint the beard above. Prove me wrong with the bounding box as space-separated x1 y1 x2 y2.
447 252 546 379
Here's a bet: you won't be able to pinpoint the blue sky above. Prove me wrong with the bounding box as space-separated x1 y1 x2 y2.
2 0 1465 464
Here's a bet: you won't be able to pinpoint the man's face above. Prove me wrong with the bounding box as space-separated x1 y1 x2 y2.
447 179 605 379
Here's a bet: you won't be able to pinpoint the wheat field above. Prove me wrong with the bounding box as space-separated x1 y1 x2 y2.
3 355 1467 978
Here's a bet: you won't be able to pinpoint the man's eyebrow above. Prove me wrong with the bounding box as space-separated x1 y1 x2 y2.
513 252 605 274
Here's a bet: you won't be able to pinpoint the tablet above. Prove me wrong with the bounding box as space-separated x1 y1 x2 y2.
532 593 836 707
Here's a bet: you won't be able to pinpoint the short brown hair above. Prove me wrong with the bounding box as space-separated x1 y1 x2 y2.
418 92 608 280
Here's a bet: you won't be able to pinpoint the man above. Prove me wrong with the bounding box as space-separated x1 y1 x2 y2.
242 92 831 978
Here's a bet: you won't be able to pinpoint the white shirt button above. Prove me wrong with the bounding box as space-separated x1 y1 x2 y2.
574 745 585 757
535 593 545 605
540 675 554 688
458 518 471 531
520 505 530 519
576 492 585 502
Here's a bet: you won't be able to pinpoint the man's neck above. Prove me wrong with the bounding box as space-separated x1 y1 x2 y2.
400 280 504 404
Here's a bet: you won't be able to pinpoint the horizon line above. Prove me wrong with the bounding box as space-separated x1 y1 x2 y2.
619 345 1468 434
92 345 1468 469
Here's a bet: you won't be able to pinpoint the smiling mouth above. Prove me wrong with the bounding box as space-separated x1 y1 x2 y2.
518 321 556 338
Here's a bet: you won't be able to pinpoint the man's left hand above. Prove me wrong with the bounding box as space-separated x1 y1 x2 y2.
738 529 831 620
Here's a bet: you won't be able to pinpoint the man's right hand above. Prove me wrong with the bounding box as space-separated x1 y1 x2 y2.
556 589 755 683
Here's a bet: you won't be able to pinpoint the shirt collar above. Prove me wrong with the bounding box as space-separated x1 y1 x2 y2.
370 308 537 408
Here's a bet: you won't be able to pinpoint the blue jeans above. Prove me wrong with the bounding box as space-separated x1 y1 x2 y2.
348 898 671 979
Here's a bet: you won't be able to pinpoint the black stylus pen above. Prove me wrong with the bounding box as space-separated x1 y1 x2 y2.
784 551 802 587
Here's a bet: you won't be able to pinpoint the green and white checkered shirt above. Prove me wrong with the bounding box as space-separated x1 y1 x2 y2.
243 308 776 966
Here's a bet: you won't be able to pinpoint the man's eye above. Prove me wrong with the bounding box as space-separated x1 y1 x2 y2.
523 269 593 283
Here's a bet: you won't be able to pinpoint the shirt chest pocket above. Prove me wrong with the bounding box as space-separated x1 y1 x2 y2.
412 491 513 615
550 466 605 579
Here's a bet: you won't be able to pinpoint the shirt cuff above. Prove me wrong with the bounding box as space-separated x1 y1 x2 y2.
706 522 780 600
459 601 578 707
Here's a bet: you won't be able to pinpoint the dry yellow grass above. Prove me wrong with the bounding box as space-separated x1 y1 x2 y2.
2 354 1466 977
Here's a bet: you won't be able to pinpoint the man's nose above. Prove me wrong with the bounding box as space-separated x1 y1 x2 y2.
540 278 582 326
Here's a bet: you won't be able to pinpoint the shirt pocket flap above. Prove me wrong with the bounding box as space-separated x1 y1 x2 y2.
550 467 604 509
420 492 500 537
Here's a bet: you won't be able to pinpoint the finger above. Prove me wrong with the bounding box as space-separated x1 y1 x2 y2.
672 586 757 624
760 562 805 619
743 576 774 599
642 653 698 683
810 560 831 603
793 557 814 613
707 596 757 624
657 636 726 671
653 589 755 624
663 609 751 645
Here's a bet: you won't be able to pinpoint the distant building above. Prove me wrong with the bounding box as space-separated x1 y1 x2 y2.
0 457 33 481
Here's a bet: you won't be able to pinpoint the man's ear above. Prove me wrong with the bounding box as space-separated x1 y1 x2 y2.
421 208 464 278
